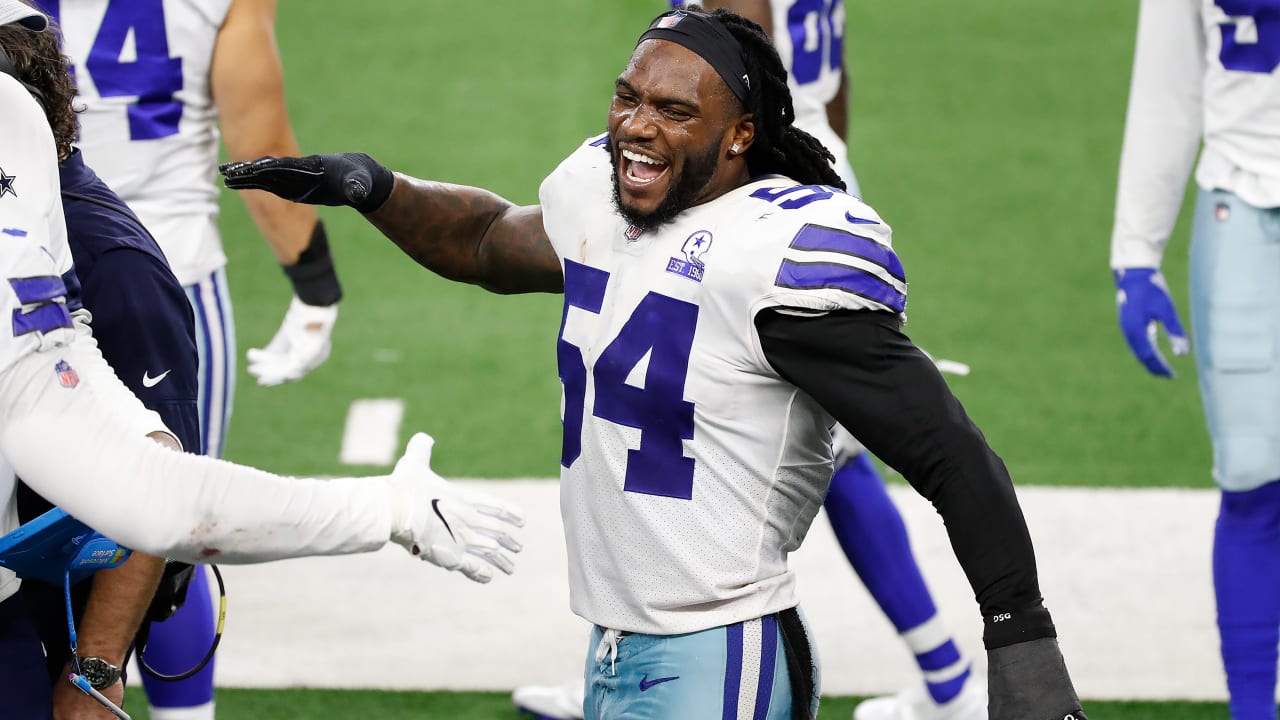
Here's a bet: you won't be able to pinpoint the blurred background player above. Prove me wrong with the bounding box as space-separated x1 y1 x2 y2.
512 2 985 718
31 1 342 718
1110 1 1280 718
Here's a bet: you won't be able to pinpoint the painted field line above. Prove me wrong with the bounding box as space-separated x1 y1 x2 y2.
338 399 405 466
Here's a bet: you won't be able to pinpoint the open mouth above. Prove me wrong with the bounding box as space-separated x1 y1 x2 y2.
621 148 670 186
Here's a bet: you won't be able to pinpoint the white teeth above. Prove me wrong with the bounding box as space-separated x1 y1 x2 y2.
622 149 663 165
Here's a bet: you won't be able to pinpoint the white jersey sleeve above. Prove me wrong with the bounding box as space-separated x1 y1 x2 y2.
0 330 393 566
1110 0 1206 269
0 75 76 375
1112 0 1280 268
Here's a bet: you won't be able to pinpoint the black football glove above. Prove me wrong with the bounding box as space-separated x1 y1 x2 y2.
988 637 1087 720
219 153 394 214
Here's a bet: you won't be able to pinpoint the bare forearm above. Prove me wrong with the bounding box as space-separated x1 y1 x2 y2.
73 553 166 664
826 71 849 143
366 174 563 295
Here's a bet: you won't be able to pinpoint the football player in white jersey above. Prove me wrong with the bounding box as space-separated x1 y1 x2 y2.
222 7 1085 720
30 1 341 716
0 8 522 719
1110 1 1280 718
514 3 982 719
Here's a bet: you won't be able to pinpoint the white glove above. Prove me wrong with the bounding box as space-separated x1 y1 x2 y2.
385 433 525 583
247 296 337 386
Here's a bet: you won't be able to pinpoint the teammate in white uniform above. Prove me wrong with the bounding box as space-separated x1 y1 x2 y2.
0 8 523 719
43 0 340 459
34 2 341 716
1110 2 1280 718
517 5 982 717
222 7 1086 720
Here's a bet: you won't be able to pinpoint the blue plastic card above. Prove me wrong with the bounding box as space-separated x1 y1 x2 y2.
0 508 130 585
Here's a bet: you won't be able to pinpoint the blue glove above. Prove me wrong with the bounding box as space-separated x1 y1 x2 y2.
1114 268 1189 377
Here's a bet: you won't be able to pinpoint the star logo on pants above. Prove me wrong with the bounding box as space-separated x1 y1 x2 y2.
0 167 15 199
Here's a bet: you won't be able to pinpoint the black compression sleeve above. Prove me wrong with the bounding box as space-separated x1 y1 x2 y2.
755 308 1053 648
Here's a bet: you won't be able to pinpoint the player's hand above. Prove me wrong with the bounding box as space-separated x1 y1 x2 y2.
53 670 123 720
1114 268 1189 377
385 433 525 582
987 637 1086 720
247 296 337 386
219 153 394 213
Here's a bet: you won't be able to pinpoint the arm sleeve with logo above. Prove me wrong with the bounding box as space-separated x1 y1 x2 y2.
1110 0 1204 268
755 308 1047 632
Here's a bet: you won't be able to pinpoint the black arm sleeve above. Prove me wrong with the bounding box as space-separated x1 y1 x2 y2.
756 308 1054 648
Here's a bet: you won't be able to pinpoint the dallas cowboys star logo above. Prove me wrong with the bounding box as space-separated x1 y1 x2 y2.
0 167 15 199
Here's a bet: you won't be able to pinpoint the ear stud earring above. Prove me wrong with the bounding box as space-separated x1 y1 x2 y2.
731 144 741 154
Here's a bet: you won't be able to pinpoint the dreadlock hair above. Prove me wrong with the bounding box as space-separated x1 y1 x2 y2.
0 18 79 162
707 8 846 190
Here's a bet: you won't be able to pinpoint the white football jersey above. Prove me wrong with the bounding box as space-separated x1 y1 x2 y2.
0 76 79 602
46 0 233 284
1111 0 1280 267
541 136 903 634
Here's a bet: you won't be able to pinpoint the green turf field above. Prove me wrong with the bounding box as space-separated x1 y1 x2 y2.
122 688 1226 720
201 0 1215 715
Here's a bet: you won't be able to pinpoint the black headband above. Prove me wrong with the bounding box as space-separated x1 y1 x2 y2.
637 10 751 105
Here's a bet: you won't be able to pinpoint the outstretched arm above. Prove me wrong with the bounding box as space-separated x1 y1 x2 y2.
220 154 563 295
368 174 563 295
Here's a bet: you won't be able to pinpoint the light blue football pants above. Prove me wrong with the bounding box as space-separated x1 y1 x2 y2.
583 609 817 720
1189 188 1280 492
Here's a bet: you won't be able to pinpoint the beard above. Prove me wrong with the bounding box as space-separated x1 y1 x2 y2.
611 140 721 233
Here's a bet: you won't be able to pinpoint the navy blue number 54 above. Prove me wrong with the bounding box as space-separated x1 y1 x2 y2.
558 260 699 500
37 0 183 140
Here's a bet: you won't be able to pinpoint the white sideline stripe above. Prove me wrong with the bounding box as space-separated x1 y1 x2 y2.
338 399 404 466
212 483 1243 702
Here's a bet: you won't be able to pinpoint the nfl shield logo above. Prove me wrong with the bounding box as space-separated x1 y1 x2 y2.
625 224 643 242
657 11 685 28
55 360 79 388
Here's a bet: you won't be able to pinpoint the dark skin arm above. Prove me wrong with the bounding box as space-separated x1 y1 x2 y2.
826 69 849 142
365 174 563 295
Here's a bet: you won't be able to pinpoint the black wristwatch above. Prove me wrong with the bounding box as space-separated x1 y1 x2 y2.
78 656 123 689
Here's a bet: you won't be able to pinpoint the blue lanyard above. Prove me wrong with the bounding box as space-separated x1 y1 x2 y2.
63 569 132 720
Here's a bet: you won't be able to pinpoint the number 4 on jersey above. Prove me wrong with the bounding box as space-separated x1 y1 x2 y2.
37 0 183 140
558 260 699 500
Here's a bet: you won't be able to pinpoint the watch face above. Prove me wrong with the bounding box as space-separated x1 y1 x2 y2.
79 657 121 689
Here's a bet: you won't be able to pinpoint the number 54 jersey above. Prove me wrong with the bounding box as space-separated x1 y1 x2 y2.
38 0 233 285
540 137 906 635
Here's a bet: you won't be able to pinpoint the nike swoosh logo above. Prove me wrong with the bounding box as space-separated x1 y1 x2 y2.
639 674 680 691
431 498 455 541
142 370 171 388
845 212 879 225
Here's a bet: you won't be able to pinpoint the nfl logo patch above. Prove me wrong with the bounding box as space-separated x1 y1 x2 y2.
55 359 79 388
658 11 685 28
625 224 643 242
